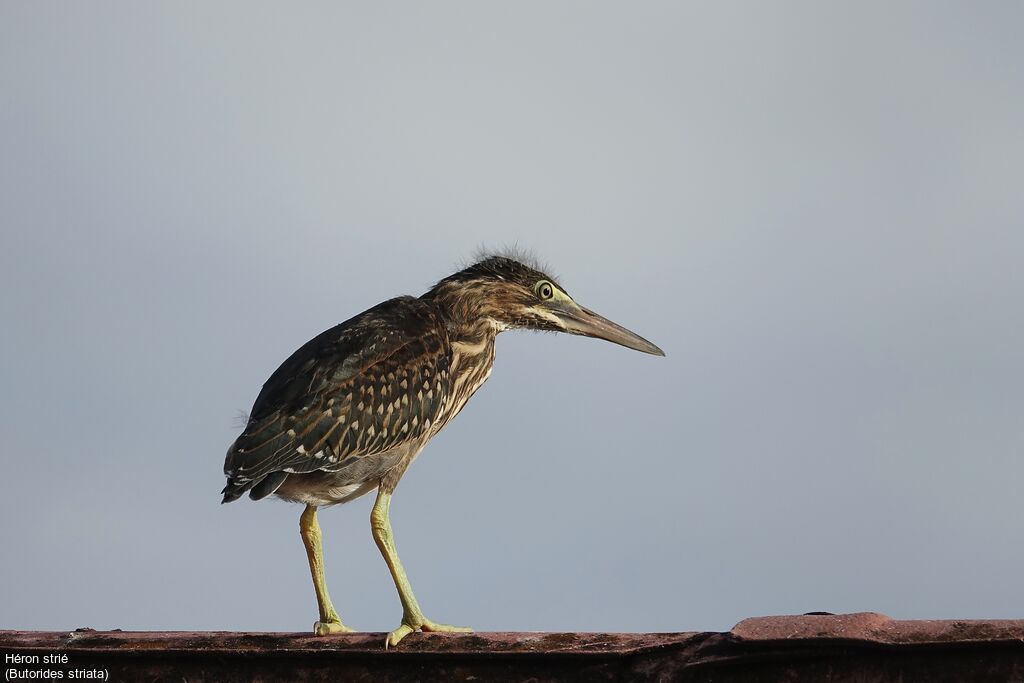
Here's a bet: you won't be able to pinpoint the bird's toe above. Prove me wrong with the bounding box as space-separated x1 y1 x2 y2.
385 617 473 648
421 619 473 634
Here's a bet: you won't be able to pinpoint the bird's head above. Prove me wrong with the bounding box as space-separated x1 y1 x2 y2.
425 254 664 356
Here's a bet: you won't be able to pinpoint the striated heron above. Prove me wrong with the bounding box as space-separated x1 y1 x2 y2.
222 254 664 646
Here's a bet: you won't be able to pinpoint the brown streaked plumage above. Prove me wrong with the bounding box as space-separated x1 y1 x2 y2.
222 254 664 647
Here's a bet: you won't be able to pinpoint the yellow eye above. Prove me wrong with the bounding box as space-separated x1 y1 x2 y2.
535 280 554 300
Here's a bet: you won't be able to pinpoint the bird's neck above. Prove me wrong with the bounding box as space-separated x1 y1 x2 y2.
443 309 503 350
421 285 504 347
421 288 501 436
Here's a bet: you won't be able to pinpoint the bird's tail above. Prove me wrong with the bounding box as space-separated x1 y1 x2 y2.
221 470 289 504
220 480 248 504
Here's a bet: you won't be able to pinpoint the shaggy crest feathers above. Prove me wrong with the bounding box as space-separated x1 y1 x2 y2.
429 246 565 293
469 245 554 278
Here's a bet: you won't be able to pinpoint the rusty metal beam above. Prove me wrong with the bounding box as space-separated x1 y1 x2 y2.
3 613 1024 681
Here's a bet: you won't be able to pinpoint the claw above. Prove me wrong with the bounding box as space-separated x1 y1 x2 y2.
386 622 416 648
314 620 355 636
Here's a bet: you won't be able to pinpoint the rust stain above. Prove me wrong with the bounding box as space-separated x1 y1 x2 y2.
731 612 1024 645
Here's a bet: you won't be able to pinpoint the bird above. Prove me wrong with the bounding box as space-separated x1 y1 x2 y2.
221 253 664 647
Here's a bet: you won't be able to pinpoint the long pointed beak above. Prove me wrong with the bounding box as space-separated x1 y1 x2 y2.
555 304 665 356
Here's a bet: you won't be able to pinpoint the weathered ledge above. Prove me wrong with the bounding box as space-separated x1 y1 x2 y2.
3 612 1024 682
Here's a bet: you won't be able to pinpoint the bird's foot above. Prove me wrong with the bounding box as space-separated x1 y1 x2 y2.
386 615 472 648
314 619 356 635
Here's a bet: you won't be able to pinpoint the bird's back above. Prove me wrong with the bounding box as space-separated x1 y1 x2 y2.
222 296 454 502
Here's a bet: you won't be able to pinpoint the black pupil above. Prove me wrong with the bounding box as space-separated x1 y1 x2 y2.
541 284 551 297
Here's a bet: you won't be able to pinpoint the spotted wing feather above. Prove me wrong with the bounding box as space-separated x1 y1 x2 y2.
222 296 451 501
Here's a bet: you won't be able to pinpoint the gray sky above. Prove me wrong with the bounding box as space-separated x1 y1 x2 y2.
2 1 1022 634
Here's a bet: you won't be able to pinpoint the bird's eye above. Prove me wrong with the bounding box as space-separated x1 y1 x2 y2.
535 280 554 300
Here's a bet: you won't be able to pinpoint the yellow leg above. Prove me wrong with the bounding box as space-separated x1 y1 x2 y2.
299 504 354 635
370 489 472 647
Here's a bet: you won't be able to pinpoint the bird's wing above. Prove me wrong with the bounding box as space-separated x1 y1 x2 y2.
223 296 450 488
